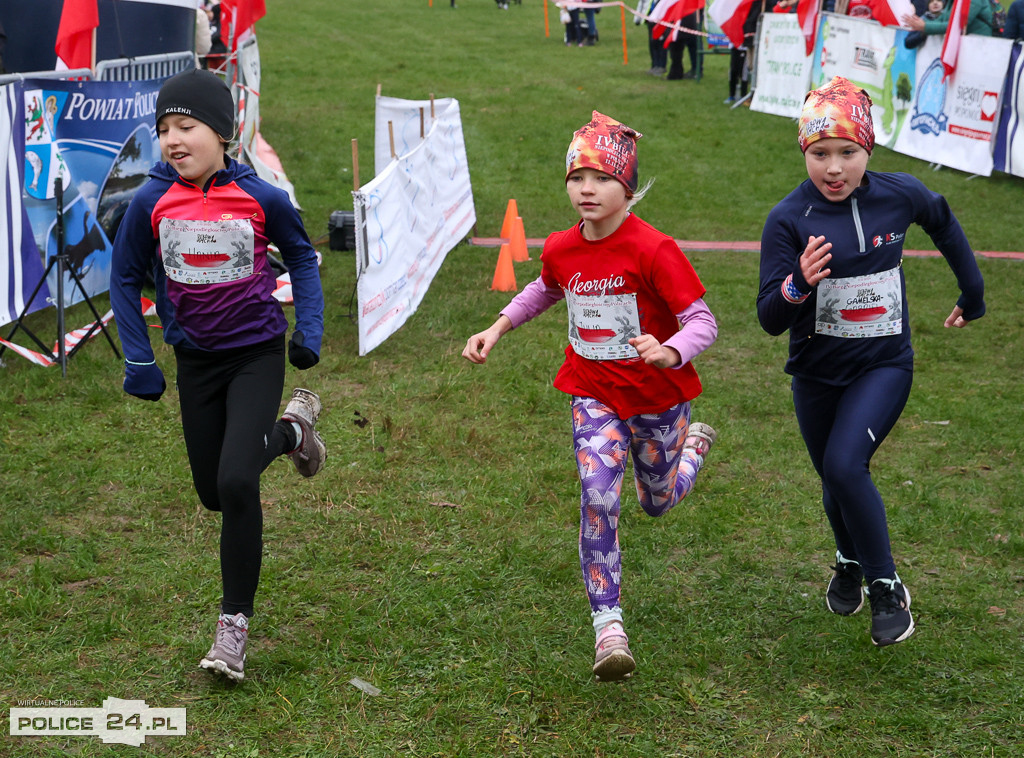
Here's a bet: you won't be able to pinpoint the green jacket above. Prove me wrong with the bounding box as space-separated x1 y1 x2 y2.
923 0 995 36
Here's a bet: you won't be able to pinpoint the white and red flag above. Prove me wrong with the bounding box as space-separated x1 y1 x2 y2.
649 0 705 45
219 0 267 51
708 0 757 48
796 0 820 56
54 0 99 70
867 0 915 25
940 0 969 79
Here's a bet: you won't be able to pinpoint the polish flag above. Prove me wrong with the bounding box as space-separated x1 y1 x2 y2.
219 0 267 51
941 0 969 80
867 0 915 26
708 0 757 48
54 0 99 71
649 0 705 45
796 0 820 56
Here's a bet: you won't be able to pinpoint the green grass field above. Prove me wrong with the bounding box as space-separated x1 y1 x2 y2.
1 0 1022 755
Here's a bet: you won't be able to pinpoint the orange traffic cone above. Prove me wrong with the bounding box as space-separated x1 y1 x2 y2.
499 199 519 240
490 242 517 292
509 216 530 262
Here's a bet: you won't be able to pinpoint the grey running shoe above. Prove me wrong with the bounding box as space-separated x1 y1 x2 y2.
683 422 717 461
281 388 326 478
868 577 914 646
826 553 865 615
199 613 248 681
593 625 636 682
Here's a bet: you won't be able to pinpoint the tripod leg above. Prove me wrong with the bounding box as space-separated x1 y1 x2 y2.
63 265 123 361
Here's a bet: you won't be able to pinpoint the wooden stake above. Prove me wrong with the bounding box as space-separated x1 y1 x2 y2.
376 82 382 98
388 121 396 160
430 94 435 119
420 107 425 138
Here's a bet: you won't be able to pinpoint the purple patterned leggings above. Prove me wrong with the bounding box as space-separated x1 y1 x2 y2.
572 395 703 613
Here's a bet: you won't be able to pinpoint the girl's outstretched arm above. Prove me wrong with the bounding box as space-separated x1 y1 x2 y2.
463 315 513 364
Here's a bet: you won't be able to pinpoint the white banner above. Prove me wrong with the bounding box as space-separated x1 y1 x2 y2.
375 96 459 177
751 14 812 118
355 97 475 356
894 34 1013 176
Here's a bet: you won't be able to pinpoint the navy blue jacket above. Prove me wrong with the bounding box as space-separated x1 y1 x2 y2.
757 171 985 385
1004 0 1024 38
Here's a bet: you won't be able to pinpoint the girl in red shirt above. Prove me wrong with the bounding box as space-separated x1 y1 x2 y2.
463 112 719 681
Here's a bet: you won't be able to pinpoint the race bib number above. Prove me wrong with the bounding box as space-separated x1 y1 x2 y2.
815 265 902 338
159 218 255 285
565 289 641 360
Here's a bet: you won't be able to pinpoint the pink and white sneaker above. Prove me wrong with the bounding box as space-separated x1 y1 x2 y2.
593 623 636 682
683 422 717 462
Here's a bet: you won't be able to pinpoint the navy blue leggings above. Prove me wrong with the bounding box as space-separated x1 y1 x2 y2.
791 366 913 581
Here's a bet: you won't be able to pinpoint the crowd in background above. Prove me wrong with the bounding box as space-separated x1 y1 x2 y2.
551 0 1024 105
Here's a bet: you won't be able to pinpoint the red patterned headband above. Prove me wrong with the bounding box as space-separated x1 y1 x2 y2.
565 111 642 193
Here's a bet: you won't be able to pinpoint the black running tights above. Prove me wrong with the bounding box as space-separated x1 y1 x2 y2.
174 336 291 617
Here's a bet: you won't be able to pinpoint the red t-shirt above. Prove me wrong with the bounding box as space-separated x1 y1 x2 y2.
540 213 706 418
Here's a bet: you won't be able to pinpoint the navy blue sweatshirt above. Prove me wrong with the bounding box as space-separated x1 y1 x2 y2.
757 171 985 385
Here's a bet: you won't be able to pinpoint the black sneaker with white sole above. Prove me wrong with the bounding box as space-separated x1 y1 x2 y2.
826 557 865 616
868 577 914 646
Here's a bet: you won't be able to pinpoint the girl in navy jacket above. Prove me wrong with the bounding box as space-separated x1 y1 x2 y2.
757 77 985 647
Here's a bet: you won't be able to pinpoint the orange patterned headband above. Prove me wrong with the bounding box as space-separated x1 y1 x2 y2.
798 76 875 153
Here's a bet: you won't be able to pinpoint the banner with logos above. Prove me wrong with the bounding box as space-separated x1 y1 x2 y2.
354 97 475 356
4 78 160 321
891 34 1012 175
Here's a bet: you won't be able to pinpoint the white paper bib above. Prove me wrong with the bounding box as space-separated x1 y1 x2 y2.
159 218 255 285
815 264 903 338
564 289 641 360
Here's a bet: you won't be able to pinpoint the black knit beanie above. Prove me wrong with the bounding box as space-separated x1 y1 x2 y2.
155 69 235 140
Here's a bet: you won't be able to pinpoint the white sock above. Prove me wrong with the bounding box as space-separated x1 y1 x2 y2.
290 421 304 450
592 607 624 637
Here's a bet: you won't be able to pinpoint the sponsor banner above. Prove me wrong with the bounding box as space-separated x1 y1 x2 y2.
893 34 1012 175
20 77 163 308
810 13 915 150
752 13 813 118
355 97 475 356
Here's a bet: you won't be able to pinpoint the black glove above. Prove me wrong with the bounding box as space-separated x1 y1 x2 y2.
288 331 319 369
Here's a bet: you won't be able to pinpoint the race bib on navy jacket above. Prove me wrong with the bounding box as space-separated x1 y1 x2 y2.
757 171 984 386
540 213 706 418
110 157 324 364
